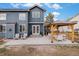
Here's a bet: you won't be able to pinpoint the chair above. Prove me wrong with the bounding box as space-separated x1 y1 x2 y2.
15 34 19 40
57 34 64 41
23 33 27 39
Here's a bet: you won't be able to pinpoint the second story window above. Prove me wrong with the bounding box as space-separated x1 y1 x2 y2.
32 11 40 18
0 13 6 20
19 13 26 20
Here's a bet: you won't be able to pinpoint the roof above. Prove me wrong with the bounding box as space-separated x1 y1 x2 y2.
45 21 77 27
0 5 46 12
28 5 46 12
0 9 28 12
67 13 79 21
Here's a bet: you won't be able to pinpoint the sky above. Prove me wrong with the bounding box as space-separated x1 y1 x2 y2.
0 3 79 21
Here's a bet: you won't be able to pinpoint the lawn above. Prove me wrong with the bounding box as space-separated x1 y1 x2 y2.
0 45 79 56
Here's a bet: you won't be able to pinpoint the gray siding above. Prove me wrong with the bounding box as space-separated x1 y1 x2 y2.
0 12 28 38
6 12 28 34
28 7 44 22
28 7 44 36
6 24 15 38
0 6 45 38
0 32 6 38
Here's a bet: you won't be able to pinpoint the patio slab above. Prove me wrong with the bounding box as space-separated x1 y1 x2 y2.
3 36 78 46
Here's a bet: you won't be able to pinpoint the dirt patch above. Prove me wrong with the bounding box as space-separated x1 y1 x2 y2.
0 45 79 56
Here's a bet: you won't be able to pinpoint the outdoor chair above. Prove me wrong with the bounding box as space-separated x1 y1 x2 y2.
56 34 64 42
23 33 27 39
15 34 19 40
62 34 67 41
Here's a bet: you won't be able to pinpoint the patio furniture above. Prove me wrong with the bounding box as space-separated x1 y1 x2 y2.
15 34 19 40
23 33 27 39
19 34 23 39
56 34 64 41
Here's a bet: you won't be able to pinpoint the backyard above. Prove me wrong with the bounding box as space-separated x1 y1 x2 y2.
0 35 79 56
0 45 79 56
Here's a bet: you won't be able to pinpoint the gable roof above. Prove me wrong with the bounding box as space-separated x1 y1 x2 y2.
28 5 46 12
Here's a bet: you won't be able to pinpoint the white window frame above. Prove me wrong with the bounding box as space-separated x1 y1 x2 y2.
32 11 40 18
32 25 40 35
19 13 26 20
0 13 6 20
19 24 26 32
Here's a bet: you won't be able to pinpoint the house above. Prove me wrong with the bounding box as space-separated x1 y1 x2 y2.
69 14 79 30
0 5 46 39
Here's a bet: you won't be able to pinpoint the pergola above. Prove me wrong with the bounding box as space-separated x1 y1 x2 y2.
46 21 77 43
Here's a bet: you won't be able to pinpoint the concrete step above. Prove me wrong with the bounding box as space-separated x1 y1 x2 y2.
29 35 42 38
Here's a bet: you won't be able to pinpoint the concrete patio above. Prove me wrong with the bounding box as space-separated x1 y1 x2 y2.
3 35 78 46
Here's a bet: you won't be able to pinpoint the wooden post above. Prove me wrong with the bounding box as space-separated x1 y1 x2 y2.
56 26 59 35
70 25 75 43
51 25 54 43
50 24 58 43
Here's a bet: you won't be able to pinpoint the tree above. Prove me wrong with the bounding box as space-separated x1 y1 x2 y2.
44 13 54 35
67 17 70 21
45 13 54 23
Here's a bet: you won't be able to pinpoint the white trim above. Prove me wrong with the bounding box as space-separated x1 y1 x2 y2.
32 11 40 18
32 25 40 35
0 13 6 20
19 13 26 20
29 22 44 23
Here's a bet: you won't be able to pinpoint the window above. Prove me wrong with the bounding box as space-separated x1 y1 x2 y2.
19 13 26 20
19 24 26 32
0 25 3 32
32 11 40 18
0 24 6 32
33 26 35 33
37 26 40 33
0 13 6 20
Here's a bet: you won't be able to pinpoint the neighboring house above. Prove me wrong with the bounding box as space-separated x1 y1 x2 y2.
69 14 79 30
55 14 79 32
0 5 46 39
